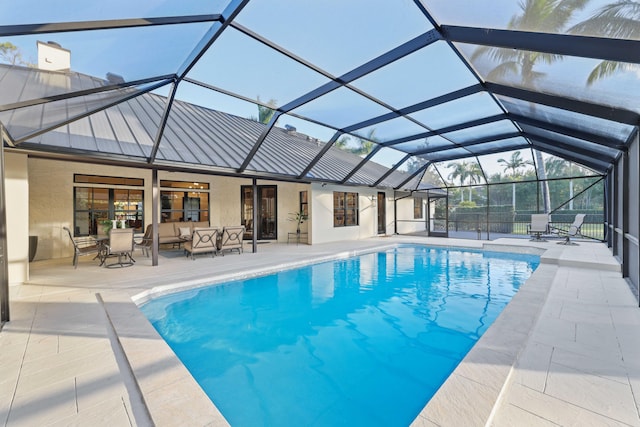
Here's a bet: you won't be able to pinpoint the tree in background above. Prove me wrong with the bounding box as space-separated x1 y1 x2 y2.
253 96 277 124
335 129 376 155
570 1 640 84
497 151 533 210
446 161 483 202
0 42 32 66
471 0 590 213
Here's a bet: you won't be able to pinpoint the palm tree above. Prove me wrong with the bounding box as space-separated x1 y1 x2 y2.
447 161 472 202
472 0 589 213
498 151 533 210
467 162 484 202
256 96 277 124
570 1 640 85
497 151 531 177
335 129 377 155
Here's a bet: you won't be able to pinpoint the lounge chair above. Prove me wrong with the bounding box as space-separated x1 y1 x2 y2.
63 226 101 269
551 213 586 246
105 228 135 268
217 226 245 255
528 214 550 242
184 228 219 260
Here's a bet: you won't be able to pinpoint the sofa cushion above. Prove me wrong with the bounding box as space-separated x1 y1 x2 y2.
158 222 177 237
178 227 191 238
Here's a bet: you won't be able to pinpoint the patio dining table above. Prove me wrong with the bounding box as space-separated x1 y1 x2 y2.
93 235 110 266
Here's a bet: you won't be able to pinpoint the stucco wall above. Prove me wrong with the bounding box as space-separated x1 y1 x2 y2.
395 197 426 235
29 158 154 261
27 157 417 261
6 152 29 284
309 183 394 244
27 159 314 262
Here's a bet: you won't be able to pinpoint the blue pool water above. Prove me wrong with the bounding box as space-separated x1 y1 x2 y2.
141 245 539 426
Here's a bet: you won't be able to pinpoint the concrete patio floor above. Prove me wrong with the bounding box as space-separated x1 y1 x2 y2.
1 236 638 426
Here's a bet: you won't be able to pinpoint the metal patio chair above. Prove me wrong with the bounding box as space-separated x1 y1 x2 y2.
527 214 550 242
184 228 219 260
63 226 101 269
217 226 245 255
105 228 135 268
550 213 586 246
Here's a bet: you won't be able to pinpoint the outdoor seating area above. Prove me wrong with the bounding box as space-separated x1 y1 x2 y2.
131 224 247 261
523 213 588 245
157 221 210 247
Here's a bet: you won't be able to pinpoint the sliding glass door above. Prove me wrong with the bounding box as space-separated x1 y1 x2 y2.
241 185 277 240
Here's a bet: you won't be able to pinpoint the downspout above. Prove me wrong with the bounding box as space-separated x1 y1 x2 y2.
252 178 258 254
0 124 9 323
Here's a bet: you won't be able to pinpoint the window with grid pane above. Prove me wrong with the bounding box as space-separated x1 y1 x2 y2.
334 192 358 227
414 198 423 219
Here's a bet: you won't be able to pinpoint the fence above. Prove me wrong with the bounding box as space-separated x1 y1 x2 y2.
448 214 604 241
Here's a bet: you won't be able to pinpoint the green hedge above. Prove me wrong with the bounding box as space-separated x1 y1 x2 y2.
450 205 514 233
514 209 603 224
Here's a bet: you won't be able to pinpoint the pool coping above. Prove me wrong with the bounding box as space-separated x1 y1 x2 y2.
100 241 569 426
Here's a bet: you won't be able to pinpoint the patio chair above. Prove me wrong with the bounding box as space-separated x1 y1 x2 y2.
527 214 550 242
184 228 219 260
551 213 586 246
217 226 245 255
63 226 101 269
135 224 153 257
105 228 135 268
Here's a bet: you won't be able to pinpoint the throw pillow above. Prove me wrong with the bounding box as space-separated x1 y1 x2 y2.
179 227 191 238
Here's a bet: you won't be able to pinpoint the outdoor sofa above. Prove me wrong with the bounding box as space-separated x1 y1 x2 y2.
158 221 210 246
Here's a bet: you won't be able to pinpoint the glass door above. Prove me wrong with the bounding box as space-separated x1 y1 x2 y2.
427 196 448 237
241 185 278 240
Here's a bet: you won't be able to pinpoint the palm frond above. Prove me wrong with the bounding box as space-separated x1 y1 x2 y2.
586 61 640 86
486 61 520 82
470 45 492 62
570 1 640 37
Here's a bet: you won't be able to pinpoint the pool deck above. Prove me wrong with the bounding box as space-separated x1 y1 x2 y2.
1 236 638 426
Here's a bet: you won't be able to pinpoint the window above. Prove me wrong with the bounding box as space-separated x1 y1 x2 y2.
160 180 210 223
414 197 423 219
73 175 144 236
334 192 359 227
300 191 308 217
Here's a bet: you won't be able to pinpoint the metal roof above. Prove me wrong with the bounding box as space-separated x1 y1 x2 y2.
1 0 638 188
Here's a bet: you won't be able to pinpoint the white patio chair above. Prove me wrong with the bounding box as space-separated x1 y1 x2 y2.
528 214 550 242
551 213 586 246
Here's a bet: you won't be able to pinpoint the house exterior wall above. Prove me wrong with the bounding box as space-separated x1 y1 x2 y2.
29 158 154 262
21 157 423 273
309 183 394 244
25 159 316 266
6 152 29 284
395 197 426 235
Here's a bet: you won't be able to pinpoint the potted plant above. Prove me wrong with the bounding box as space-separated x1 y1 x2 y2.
100 219 113 236
288 210 308 235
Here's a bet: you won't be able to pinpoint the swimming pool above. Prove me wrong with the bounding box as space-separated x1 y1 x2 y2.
141 245 539 426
